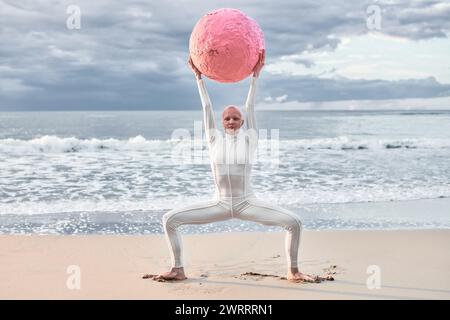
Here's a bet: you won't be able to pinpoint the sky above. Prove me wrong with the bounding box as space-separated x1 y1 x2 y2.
1 0 450 111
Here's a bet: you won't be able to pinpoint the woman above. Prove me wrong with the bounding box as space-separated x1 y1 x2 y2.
155 51 319 283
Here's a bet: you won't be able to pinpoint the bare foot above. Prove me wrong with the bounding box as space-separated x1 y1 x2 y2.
152 267 187 281
287 271 321 283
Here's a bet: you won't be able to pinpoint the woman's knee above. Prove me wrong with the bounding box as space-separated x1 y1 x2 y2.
285 214 303 232
162 211 180 230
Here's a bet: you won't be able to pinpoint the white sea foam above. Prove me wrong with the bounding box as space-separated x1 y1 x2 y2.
1 186 449 215
1 135 449 153
1 135 450 216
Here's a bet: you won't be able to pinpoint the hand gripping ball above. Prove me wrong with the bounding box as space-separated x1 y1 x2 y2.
189 8 265 83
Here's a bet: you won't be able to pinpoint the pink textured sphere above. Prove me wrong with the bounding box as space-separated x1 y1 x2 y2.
189 8 265 83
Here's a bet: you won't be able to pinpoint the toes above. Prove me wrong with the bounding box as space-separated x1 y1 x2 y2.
288 277 305 283
288 274 322 283
142 272 186 282
288 278 303 283
153 274 171 282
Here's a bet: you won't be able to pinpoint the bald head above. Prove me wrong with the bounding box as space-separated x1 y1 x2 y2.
222 105 243 118
222 105 244 134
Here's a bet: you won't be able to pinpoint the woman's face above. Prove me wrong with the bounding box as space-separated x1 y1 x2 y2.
222 107 244 134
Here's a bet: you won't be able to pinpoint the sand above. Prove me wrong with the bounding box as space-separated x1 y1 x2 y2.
0 230 449 299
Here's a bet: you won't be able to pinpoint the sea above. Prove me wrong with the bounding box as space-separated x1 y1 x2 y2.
0 109 449 234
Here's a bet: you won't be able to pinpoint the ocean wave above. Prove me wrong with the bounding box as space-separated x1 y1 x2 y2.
1 189 449 215
0 135 449 153
1 195 448 216
399 112 447 115
285 136 450 150
0 135 168 153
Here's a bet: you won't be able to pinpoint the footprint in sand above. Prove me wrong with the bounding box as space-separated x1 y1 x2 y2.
142 274 165 282
142 273 209 282
235 267 337 283
322 264 345 276
142 274 185 282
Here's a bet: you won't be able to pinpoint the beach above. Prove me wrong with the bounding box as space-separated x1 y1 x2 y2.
1 230 449 300
3 0 450 304
1 110 450 300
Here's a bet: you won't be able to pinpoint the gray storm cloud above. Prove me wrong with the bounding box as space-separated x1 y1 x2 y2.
0 0 449 110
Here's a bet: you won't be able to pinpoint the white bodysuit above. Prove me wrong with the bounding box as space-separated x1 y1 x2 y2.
162 76 303 269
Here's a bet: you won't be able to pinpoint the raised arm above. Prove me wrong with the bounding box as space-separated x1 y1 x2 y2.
189 56 216 145
245 76 258 130
197 78 217 145
245 50 265 131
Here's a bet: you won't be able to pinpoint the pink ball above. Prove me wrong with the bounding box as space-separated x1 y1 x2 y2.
189 8 265 83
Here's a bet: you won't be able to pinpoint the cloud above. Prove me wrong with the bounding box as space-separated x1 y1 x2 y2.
258 96 450 110
0 0 449 110
383 0 450 39
275 94 288 102
0 78 38 94
260 74 450 103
